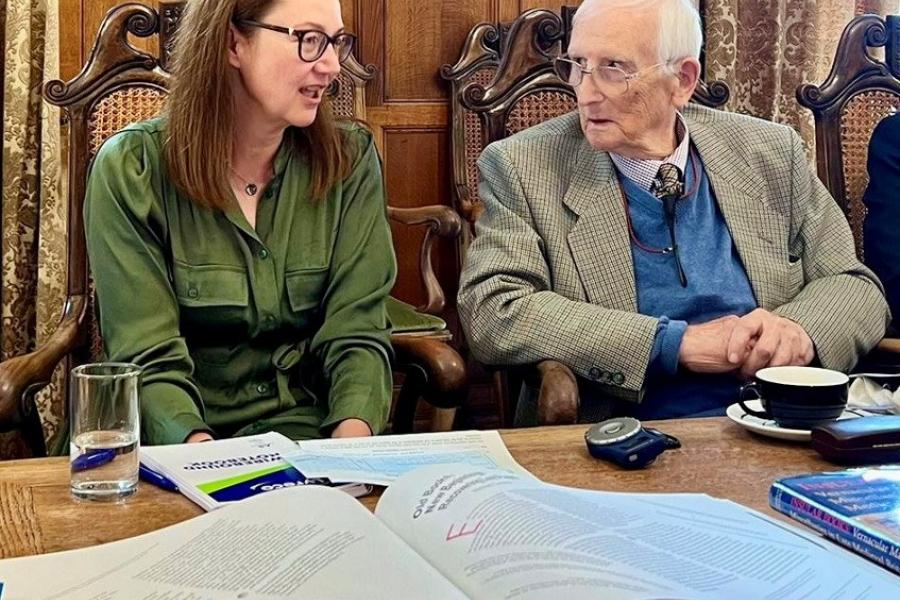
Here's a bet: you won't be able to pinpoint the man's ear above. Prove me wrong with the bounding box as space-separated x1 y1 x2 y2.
227 22 244 69
671 57 701 108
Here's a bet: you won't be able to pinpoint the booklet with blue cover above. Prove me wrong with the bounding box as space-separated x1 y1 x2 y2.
140 431 370 510
770 466 900 575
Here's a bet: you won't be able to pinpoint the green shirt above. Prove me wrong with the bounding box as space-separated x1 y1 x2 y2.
85 119 396 445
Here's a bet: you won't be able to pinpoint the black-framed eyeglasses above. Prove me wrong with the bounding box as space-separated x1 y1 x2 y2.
237 20 356 63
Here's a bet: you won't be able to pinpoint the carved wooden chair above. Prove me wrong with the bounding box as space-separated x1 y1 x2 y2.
797 13 900 358
443 7 730 425
0 3 465 456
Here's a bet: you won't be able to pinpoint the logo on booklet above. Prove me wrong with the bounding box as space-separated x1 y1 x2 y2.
249 479 303 492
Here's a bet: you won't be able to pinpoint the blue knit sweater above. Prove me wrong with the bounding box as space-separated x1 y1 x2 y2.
621 151 757 418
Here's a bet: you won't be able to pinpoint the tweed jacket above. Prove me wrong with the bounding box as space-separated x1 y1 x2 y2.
458 104 890 403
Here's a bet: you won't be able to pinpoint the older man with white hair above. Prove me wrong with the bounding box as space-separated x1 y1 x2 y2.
458 0 889 424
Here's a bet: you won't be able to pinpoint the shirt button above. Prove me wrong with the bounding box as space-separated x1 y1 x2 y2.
258 248 269 259
264 314 276 325
256 383 269 395
187 287 199 298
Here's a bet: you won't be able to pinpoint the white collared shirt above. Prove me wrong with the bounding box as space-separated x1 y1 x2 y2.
610 113 690 193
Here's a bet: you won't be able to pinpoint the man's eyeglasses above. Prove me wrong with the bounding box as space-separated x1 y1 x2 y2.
552 57 667 96
237 20 356 63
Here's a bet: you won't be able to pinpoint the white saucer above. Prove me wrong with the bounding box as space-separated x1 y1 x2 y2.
725 400 871 442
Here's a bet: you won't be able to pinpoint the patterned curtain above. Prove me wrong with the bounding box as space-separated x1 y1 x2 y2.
703 0 897 151
1 0 66 458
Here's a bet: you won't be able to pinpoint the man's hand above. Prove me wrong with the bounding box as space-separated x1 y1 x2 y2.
331 418 373 438
679 315 743 373
185 431 214 443
726 308 815 378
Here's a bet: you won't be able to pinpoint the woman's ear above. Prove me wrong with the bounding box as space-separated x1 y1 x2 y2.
227 22 244 69
672 57 701 108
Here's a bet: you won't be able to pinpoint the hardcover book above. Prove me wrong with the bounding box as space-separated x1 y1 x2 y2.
770 466 900 575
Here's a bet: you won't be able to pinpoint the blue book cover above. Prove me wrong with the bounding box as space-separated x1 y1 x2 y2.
141 432 369 510
770 467 900 576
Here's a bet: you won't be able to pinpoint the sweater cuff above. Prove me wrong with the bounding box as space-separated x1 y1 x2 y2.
649 316 688 376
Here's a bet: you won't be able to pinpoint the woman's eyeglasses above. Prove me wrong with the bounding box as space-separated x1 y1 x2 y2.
552 57 667 96
237 20 356 63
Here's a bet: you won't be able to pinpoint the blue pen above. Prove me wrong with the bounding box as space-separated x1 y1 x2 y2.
139 464 180 492
71 448 116 471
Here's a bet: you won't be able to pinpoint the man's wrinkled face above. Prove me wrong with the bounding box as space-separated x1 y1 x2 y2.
568 6 679 156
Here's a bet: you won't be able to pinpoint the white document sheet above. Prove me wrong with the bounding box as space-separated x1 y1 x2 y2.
286 430 533 486
5 464 896 599
0 485 465 600
375 465 900 600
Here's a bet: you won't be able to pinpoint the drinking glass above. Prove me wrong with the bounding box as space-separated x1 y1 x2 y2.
69 363 141 501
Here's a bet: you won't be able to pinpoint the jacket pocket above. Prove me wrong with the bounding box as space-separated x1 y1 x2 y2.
173 262 249 308
191 344 240 367
285 267 329 313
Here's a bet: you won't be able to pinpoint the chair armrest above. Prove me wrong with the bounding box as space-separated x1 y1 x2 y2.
387 205 462 316
501 360 580 426
535 360 579 425
876 337 900 356
855 336 900 374
0 295 86 427
392 335 466 408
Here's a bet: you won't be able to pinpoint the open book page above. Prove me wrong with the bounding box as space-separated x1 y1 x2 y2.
0 486 466 600
287 430 533 486
375 465 899 600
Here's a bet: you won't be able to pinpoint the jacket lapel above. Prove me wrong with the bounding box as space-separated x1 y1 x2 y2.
687 113 786 309
563 138 638 311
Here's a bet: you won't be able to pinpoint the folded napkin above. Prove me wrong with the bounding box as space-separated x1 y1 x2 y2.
848 374 900 414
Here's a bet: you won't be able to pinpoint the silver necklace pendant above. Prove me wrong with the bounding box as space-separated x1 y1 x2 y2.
245 183 258 196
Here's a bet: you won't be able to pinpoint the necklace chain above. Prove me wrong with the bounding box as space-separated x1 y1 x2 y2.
230 165 273 198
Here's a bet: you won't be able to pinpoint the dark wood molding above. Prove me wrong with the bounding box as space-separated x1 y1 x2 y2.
796 14 900 248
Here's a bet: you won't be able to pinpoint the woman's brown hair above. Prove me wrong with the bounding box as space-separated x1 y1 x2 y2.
164 0 354 209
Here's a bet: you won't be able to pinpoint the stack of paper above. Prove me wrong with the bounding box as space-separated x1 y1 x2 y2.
141 432 369 510
2 465 897 598
285 430 533 486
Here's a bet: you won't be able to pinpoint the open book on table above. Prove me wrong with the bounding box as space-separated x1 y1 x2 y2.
1 465 897 599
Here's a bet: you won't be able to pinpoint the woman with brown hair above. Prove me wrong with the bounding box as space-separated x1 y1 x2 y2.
84 0 395 444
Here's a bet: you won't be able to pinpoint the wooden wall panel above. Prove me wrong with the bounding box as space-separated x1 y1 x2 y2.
60 0 84 81
341 0 356 35
520 0 582 13
382 0 495 102
383 129 456 307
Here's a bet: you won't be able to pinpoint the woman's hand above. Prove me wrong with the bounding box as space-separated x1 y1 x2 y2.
185 431 215 443
331 419 372 438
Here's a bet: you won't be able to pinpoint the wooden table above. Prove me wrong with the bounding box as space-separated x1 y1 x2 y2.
0 417 832 559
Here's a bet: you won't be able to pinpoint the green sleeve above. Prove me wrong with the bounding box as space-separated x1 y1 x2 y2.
84 131 210 445
313 129 397 435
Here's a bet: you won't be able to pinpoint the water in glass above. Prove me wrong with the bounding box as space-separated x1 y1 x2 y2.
70 430 139 500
